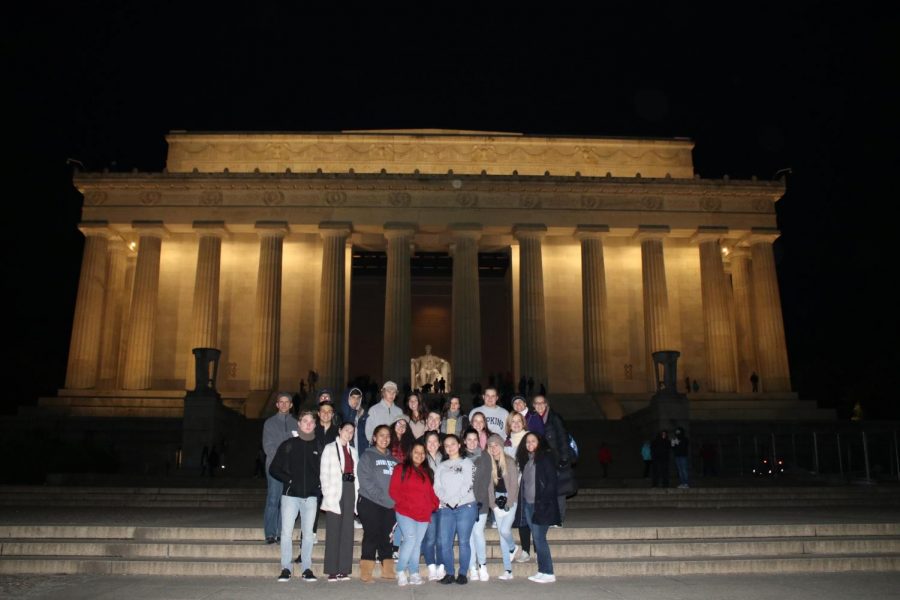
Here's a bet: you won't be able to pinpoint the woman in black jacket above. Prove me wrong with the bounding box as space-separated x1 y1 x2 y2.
514 432 560 583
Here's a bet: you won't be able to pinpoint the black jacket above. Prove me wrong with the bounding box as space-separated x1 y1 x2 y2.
268 436 321 498
513 450 561 527
542 409 571 466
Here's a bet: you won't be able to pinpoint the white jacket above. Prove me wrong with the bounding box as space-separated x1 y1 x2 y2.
320 440 359 514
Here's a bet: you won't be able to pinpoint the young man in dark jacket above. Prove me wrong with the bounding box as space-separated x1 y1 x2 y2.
269 411 321 582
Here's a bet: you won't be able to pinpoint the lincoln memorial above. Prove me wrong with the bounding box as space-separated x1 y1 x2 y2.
56 129 798 420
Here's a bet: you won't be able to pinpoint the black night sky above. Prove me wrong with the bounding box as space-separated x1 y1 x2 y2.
5 3 899 418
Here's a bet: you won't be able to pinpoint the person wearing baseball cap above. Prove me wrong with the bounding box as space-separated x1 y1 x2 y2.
364 381 404 444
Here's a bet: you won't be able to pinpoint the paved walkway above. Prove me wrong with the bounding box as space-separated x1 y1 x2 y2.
2 573 900 599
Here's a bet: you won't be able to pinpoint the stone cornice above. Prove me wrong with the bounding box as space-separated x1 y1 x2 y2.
73 173 783 215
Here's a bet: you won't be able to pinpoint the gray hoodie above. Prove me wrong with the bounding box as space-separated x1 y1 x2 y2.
357 446 398 509
434 457 476 509
365 399 404 443
262 412 296 470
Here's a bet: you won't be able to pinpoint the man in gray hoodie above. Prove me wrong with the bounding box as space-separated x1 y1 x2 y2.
364 381 404 443
262 392 296 544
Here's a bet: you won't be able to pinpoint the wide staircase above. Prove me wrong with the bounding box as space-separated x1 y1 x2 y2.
1 485 899 577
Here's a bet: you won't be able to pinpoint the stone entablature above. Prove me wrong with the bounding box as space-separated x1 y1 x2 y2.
75 173 784 239
164 130 696 178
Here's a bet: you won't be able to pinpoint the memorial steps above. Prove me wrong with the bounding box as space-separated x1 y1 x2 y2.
1 522 899 578
2 485 899 509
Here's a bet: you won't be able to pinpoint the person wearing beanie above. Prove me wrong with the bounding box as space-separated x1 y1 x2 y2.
464 428 493 582
269 411 322 583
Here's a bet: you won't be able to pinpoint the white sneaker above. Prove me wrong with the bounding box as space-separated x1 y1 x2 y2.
478 564 489 582
353 519 363 529
498 570 514 581
397 571 408 587
427 564 438 581
491 521 498 528
409 573 423 585
436 564 446 579
510 544 520 560
469 567 479 581
515 550 530 563
529 572 556 583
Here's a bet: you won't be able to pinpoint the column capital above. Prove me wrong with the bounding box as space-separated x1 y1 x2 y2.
318 221 352 238
254 221 290 237
634 225 670 241
729 246 752 260
449 223 483 240
192 220 230 238
131 220 169 238
691 226 730 244
745 227 781 244
77 220 116 239
513 224 547 240
383 222 417 238
574 224 611 240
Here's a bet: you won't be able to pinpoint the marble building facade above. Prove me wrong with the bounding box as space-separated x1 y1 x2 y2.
61 130 792 419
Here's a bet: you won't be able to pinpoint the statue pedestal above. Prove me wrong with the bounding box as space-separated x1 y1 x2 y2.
629 350 690 437
182 348 226 474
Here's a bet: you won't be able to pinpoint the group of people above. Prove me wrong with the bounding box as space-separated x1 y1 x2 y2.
262 382 575 585
641 427 691 488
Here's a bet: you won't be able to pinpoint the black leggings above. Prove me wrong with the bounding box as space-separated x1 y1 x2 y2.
518 525 531 554
357 495 395 561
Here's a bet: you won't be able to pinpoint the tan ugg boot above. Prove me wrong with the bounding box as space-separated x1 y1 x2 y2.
360 559 375 583
380 558 396 580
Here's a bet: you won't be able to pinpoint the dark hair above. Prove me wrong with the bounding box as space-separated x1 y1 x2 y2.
423 431 443 455
400 442 434 483
516 432 549 470
405 393 427 423
371 424 391 443
442 433 462 457
391 421 417 456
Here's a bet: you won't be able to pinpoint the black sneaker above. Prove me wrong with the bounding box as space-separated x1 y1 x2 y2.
277 569 291 582
456 574 468 584
301 569 317 582
337 573 351 581
327 574 338 582
265 536 277 545
439 574 455 584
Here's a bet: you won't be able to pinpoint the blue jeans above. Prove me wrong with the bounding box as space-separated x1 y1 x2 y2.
280 495 318 573
264 472 282 539
523 502 553 575
675 456 690 485
468 511 487 571
395 513 430 575
420 514 440 567
437 502 477 576
494 504 517 571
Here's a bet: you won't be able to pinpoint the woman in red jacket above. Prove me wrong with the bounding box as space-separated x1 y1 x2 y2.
389 441 439 586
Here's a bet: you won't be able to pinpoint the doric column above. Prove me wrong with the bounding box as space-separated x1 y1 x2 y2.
451 224 483 394
316 222 352 393
694 227 737 392
636 226 672 388
65 221 114 389
576 225 612 394
249 221 288 391
97 239 128 389
186 221 227 390
748 228 791 392
514 224 548 390
382 223 415 385
729 247 758 392
122 221 167 390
